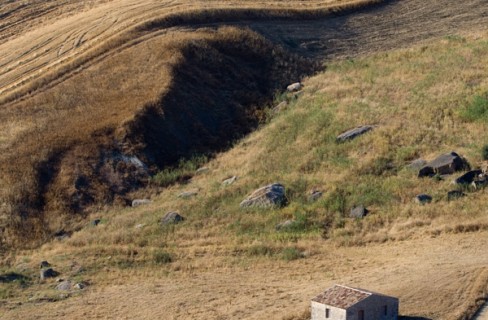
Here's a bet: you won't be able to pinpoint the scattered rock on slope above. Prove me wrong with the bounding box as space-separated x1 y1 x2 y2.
222 176 238 186
418 152 468 177
40 268 59 280
132 199 151 207
308 190 323 202
447 190 465 201
195 167 209 175
74 282 88 290
453 170 483 185
336 125 374 142
240 183 287 208
471 174 488 189
414 194 432 205
56 280 71 291
287 82 302 92
350 205 369 219
160 212 185 225
178 190 198 198
276 220 297 231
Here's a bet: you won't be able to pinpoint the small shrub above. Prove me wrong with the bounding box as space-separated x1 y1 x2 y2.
153 250 172 264
482 144 488 160
281 247 303 261
247 244 274 257
460 94 488 122
152 155 208 187
324 189 348 216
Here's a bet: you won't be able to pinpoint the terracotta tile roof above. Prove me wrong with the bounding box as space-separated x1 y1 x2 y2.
311 285 372 309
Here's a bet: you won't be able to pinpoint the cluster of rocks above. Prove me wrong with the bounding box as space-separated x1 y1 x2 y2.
39 260 87 292
413 151 488 204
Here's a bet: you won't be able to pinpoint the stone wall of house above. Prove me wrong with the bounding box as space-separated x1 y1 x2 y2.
346 295 399 320
311 301 347 320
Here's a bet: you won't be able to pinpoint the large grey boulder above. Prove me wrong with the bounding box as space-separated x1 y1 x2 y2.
336 125 374 142
160 212 185 225
418 152 468 177
132 199 151 207
240 183 287 208
350 205 369 219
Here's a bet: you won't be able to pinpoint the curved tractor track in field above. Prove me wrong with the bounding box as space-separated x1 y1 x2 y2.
1 0 488 245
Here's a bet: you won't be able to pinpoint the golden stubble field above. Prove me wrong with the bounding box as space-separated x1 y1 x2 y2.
2 231 487 319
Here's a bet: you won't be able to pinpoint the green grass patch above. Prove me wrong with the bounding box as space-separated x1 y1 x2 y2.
152 155 208 187
460 94 488 122
153 250 172 264
280 247 303 261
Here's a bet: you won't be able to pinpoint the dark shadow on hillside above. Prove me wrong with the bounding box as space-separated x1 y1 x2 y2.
124 29 316 168
180 0 488 61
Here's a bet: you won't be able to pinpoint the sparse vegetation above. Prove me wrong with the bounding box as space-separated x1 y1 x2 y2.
2 0 488 319
152 156 208 187
460 93 488 122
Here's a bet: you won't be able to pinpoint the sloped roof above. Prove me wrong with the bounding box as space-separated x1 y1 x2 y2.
311 285 374 309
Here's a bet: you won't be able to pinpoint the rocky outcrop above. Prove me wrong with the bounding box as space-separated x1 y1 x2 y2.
240 183 287 208
418 152 468 177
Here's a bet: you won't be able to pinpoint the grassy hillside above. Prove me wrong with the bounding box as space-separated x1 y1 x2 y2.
2 29 488 320
0 0 384 247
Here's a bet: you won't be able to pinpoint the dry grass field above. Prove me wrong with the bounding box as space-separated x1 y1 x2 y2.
2 0 488 319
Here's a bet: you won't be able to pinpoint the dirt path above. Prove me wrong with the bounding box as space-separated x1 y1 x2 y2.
2 232 487 319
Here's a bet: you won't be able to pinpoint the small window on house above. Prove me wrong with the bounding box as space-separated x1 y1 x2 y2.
384 305 388 315
325 308 330 318
358 310 364 320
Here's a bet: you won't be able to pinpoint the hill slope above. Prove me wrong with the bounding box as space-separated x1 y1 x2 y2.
2 26 488 320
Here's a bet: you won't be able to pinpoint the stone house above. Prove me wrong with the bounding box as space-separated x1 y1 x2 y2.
311 284 399 320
